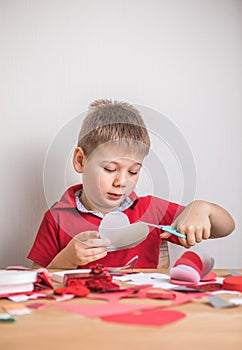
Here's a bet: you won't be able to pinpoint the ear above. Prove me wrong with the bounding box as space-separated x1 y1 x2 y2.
73 147 87 173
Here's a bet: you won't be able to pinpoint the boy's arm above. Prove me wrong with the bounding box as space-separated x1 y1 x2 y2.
160 200 235 248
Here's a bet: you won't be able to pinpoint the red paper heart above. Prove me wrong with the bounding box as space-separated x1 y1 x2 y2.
101 309 186 326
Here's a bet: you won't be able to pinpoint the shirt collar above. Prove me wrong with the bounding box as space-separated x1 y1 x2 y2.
52 184 139 215
75 189 135 219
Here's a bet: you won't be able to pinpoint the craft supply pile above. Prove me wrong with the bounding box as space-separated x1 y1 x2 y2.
0 252 242 326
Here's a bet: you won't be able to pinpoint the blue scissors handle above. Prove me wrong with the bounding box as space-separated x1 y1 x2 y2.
160 225 186 239
138 221 187 239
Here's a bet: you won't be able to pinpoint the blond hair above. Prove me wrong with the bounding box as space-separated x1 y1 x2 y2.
78 99 150 157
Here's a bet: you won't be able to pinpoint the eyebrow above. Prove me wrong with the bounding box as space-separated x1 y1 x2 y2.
100 160 143 167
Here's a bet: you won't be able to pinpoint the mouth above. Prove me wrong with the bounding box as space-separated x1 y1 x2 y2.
107 192 123 201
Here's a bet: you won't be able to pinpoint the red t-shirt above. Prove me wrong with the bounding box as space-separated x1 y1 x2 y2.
27 185 185 268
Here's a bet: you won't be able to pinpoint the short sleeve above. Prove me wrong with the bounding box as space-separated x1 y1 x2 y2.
27 211 60 267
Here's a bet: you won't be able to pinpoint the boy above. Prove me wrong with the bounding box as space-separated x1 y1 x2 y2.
28 99 235 269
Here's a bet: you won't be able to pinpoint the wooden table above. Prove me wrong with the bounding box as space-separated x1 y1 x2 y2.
0 269 242 350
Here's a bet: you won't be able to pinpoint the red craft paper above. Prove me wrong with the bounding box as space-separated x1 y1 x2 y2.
54 286 206 319
101 309 186 327
55 286 160 317
170 251 215 285
54 300 159 318
173 252 203 275
170 271 217 287
223 276 242 292
87 287 144 302
200 271 217 282
27 303 49 310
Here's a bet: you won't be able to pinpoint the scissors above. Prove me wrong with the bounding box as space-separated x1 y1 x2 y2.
138 221 187 239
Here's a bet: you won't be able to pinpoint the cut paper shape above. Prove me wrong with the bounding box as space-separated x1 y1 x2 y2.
229 298 242 306
99 212 149 251
86 285 152 303
54 285 206 318
54 298 159 318
170 251 214 285
126 286 207 306
7 295 30 302
200 271 217 282
27 303 49 310
101 309 186 327
223 276 242 292
54 286 159 318
207 295 237 309
2 302 32 315
114 272 200 292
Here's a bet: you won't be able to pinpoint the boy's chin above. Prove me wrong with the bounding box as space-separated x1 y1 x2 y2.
98 201 123 214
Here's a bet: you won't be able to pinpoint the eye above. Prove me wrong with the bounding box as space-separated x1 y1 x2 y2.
104 168 116 173
129 170 139 175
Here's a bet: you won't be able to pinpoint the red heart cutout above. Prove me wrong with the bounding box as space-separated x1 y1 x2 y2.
101 309 186 326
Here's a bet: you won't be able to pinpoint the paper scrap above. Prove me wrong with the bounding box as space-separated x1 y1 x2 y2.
229 298 242 306
101 309 186 327
3 302 32 315
114 273 224 291
207 295 237 309
0 313 16 322
27 303 49 310
8 295 29 302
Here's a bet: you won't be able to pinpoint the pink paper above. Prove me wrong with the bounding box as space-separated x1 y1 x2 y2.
55 285 160 317
55 300 159 318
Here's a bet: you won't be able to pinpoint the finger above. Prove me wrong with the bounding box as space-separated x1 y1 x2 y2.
74 231 100 242
194 227 203 243
74 231 110 247
177 237 192 248
180 226 196 246
159 231 171 239
85 238 110 248
203 225 211 240
81 246 109 258
77 250 108 266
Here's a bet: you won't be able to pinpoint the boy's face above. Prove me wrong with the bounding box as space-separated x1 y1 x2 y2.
80 143 145 214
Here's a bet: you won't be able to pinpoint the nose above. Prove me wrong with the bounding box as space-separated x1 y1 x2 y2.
113 171 127 187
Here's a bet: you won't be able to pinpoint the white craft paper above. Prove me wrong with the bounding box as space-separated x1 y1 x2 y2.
113 273 224 291
99 212 149 251
0 270 37 294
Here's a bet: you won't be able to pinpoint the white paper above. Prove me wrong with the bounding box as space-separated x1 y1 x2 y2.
99 212 149 251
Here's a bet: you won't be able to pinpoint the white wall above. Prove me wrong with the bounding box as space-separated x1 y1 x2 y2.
0 0 241 268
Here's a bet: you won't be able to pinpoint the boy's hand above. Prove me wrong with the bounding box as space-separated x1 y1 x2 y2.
65 231 110 266
159 201 211 248
59 231 110 267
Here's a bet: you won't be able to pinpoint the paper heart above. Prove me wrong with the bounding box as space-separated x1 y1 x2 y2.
99 212 149 251
101 309 186 326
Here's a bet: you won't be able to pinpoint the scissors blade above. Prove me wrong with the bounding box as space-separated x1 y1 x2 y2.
138 221 186 239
